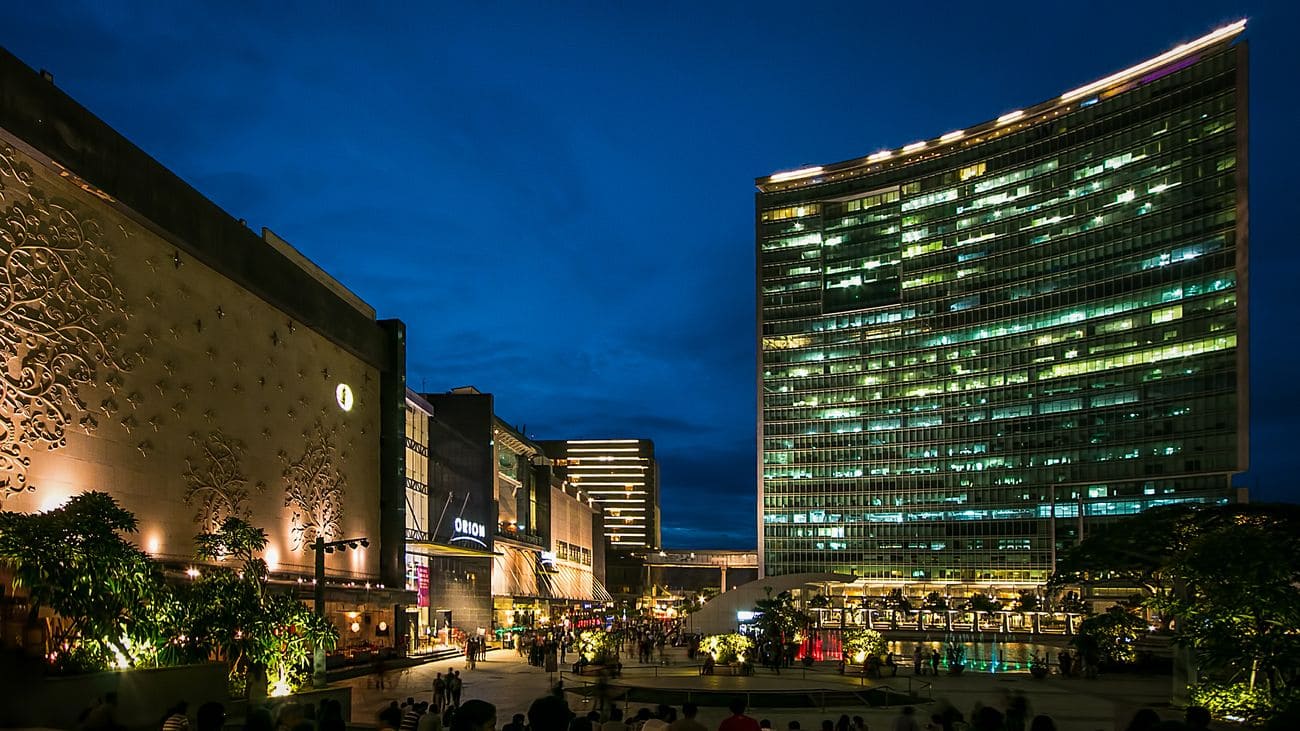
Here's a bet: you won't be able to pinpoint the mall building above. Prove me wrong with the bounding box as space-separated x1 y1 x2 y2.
418 388 612 641
0 48 411 652
756 22 1249 593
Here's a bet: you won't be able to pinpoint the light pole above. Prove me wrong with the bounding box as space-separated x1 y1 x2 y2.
310 535 369 688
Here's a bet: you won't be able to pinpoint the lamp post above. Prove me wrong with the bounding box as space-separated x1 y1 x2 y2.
310 535 370 688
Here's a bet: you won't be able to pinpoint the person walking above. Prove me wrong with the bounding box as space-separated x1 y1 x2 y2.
434 673 447 712
929 649 940 676
913 646 924 676
450 670 464 707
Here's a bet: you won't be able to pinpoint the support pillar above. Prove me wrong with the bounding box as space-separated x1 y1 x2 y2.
313 537 327 688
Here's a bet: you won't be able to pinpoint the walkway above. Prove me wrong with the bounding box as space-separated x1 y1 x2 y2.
338 646 1182 731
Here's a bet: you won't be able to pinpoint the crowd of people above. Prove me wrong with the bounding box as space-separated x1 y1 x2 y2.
361 681 1216 731
76 693 348 731
465 637 489 670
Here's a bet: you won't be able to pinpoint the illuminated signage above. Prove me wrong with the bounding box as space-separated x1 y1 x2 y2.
539 550 559 573
451 517 487 547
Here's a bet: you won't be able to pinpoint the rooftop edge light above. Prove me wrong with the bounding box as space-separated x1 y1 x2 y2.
757 20 1245 185
1061 19 1246 103
769 166 824 183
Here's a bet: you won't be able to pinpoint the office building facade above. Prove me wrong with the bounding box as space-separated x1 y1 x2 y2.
540 439 661 550
756 23 1248 586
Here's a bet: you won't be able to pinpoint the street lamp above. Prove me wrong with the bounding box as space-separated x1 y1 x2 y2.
310 535 370 687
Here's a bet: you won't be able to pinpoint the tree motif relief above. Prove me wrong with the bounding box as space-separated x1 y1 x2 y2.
183 430 260 533
0 145 130 500
282 421 346 551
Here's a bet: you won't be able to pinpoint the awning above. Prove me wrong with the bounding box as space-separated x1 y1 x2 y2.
538 563 611 603
407 540 497 559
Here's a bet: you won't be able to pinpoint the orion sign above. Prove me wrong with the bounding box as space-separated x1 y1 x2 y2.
452 517 487 547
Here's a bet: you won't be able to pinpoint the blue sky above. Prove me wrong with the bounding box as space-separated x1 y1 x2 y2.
5 1 1296 548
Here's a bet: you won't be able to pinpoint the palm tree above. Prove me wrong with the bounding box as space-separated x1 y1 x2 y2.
964 593 1000 631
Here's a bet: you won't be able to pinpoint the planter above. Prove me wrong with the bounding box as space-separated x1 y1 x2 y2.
948 664 965 676
0 662 228 729
1030 665 1049 680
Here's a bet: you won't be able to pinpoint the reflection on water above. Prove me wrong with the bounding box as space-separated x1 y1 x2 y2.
886 637 1068 673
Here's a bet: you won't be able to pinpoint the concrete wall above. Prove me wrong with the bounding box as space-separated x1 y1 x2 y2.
0 662 228 729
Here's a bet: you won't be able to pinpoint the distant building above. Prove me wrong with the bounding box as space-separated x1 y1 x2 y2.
539 439 661 550
423 389 610 635
756 22 1249 587
0 47 409 648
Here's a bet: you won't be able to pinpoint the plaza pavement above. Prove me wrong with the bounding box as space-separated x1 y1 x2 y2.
339 646 1188 731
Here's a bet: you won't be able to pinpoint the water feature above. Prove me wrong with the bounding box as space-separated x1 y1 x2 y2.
886 636 1068 673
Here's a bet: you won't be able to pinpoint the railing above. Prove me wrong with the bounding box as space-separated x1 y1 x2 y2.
497 529 546 548
557 660 932 710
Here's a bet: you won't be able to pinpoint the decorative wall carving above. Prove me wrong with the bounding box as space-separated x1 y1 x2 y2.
282 421 346 551
0 145 128 499
183 429 257 533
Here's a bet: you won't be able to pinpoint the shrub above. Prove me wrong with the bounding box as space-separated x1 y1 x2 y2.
698 633 754 664
841 627 886 663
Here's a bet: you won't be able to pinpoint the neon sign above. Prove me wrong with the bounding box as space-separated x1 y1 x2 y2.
452 517 487 547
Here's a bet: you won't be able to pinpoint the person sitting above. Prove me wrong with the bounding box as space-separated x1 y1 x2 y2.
701 655 716 675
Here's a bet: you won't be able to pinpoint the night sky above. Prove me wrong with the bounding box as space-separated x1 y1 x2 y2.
5 2 1297 549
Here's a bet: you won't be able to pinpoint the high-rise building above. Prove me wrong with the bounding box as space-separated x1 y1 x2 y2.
540 439 661 550
756 22 1248 587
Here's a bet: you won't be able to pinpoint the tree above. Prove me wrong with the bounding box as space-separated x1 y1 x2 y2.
1163 513 1300 695
0 492 168 671
751 588 809 662
1049 504 1202 601
886 588 913 627
1072 605 1146 665
922 592 949 612
180 517 337 696
965 592 1000 628
1014 590 1041 613
1054 502 1300 718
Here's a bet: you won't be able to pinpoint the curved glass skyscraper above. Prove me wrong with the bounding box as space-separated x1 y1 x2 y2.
756 22 1248 586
